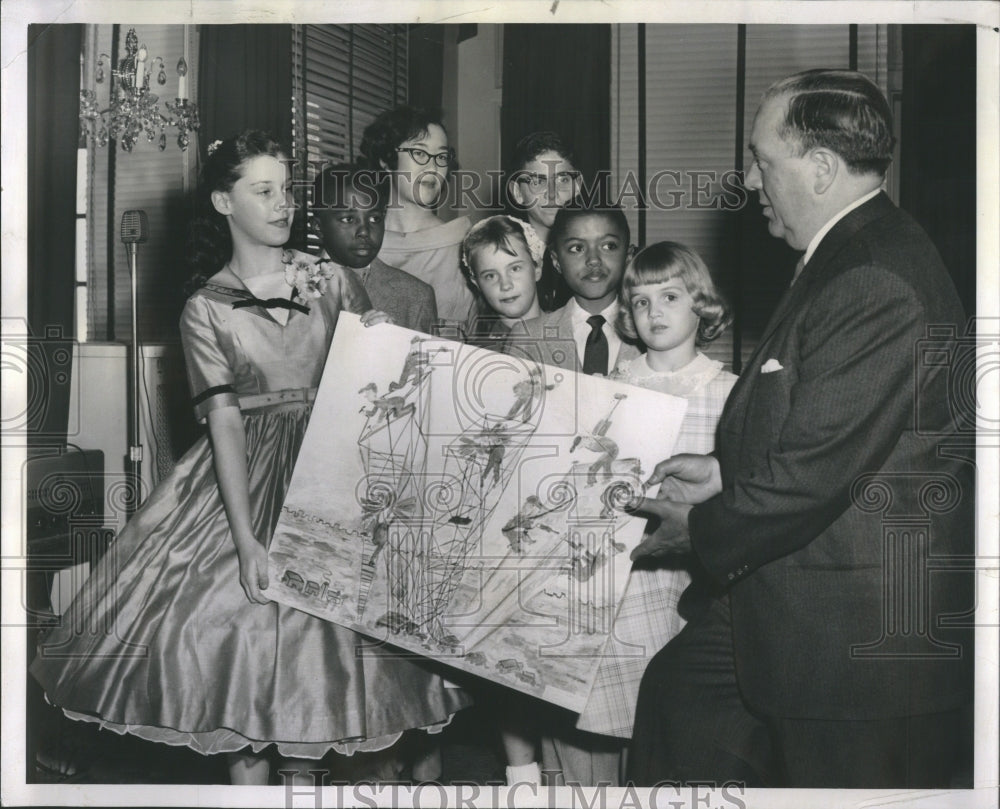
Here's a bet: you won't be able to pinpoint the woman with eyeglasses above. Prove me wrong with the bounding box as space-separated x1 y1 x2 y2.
506 131 583 311
359 106 475 331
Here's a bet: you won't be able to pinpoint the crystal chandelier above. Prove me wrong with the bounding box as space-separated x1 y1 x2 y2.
79 27 200 152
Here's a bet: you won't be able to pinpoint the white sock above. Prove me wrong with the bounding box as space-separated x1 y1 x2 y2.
505 761 541 785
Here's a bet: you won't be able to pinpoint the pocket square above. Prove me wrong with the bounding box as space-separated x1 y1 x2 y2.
761 358 784 374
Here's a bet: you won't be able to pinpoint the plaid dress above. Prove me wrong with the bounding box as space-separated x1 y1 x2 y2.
575 352 737 738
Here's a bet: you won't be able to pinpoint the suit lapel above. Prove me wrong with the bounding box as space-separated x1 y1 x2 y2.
745 192 895 370
741 270 812 373
561 306 581 372
367 258 390 294
539 305 580 372
727 192 895 425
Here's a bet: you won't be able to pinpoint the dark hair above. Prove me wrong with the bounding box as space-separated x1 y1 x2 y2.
509 130 576 173
549 199 631 248
310 162 390 212
359 105 454 172
185 130 285 293
505 131 580 311
762 69 895 176
616 241 731 346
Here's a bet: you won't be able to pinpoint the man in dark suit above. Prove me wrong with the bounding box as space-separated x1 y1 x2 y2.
627 69 973 788
312 163 438 334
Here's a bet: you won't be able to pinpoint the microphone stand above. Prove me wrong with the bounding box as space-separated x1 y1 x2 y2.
126 241 143 515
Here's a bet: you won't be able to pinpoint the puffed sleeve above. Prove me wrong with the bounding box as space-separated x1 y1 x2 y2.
179 294 239 423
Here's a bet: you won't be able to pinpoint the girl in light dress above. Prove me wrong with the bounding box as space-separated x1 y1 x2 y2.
360 106 475 333
458 214 553 785
525 240 737 786
459 214 547 350
572 241 737 749
30 130 470 786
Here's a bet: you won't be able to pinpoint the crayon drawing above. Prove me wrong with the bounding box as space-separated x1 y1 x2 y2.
267 313 688 710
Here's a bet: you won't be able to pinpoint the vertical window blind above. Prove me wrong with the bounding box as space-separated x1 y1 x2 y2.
291 24 408 252
611 24 888 370
85 23 406 341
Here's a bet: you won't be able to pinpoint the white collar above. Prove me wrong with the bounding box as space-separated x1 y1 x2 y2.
799 188 882 276
636 351 718 379
568 296 618 326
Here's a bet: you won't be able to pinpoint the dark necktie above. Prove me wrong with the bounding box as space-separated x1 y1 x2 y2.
582 314 609 376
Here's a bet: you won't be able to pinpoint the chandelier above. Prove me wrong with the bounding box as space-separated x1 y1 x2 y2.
79 27 200 152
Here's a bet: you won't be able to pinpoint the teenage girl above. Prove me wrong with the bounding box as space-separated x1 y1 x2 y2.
30 130 470 785
360 106 475 332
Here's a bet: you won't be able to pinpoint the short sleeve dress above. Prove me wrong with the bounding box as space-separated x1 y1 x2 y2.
30 250 470 759
574 351 738 738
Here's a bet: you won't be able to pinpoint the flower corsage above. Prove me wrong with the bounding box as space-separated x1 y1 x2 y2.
282 251 336 302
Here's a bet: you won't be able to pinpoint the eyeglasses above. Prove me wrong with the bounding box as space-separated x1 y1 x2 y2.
396 147 455 168
515 171 581 191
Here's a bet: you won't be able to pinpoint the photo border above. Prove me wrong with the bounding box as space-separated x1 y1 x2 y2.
2 2 997 807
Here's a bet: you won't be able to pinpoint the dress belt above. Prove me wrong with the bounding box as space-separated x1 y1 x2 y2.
238 387 318 410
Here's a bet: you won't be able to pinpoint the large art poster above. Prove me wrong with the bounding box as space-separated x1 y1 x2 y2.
267 313 688 710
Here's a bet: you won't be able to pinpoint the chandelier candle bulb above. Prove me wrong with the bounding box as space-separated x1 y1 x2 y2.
80 29 200 152
177 57 188 100
135 45 147 88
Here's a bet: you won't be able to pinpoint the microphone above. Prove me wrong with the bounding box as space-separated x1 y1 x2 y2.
121 210 149 495
121 209 149 244
122 210 149 278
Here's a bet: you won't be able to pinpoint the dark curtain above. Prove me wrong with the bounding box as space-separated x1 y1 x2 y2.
900 25 976 318
26 25 84 782
501 25 611 178
198 25 292 149
409 24 444 111
27 23 82 443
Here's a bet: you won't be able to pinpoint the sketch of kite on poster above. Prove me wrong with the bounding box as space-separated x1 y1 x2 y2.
267 313 688 711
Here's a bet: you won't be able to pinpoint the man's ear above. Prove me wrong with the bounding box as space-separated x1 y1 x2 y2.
533 261 543 283
211 189 231 216
549 248 562 275
811 148 838 195
626 243 637 261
